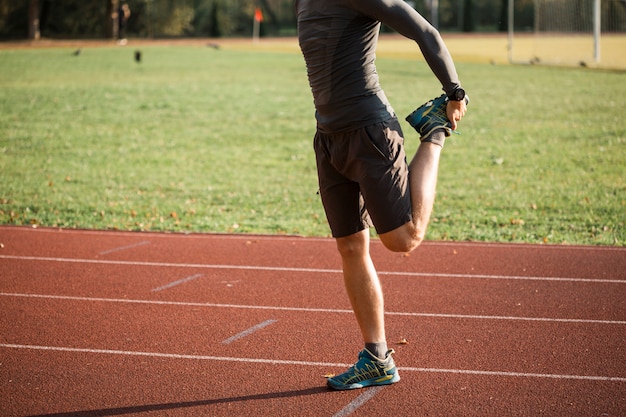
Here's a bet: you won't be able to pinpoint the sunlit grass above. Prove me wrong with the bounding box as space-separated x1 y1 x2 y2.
0 43 623 245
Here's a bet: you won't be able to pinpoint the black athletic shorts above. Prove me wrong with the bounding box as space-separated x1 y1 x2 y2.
313 117 412 238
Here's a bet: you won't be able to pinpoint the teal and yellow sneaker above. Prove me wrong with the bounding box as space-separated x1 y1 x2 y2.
327 349 400 391
405 94 469 141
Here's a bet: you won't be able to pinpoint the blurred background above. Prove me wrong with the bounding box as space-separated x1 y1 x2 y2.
0 0 623 40
1 1 625 69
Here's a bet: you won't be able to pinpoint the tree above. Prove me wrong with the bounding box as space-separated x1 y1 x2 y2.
209 1 222 37
105 0 119 39
28 0 39 39
462 0 474 32
498 0 508 32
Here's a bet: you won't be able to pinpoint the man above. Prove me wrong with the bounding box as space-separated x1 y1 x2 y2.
295 0 467 390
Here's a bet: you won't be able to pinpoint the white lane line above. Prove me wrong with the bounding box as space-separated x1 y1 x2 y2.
399 366 626 382
222 319 278 344
98 241 151 255
0 343 344 367
1 255 623 284
332 386 384 417
1 343 624 383
1 293 625 325
151 274 204 292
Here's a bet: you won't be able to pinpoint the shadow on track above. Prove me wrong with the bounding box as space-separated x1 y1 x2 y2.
27 386 330 416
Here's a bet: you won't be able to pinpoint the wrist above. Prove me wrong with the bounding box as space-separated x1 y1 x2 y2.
447 87 465 101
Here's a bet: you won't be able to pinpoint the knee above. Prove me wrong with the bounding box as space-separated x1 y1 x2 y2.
384 235 423 253
379 226 425 253
336 232 368 258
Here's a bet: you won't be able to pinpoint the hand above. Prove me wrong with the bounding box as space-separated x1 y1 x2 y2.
446 99 467 131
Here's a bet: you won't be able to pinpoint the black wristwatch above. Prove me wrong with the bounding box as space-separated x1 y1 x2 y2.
448 87 466 101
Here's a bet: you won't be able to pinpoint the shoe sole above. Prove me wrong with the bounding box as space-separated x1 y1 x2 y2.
327 372 401 391
405 95 470 139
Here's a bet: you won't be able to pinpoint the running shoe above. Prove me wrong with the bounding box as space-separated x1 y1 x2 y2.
327 348 400 390
405 94 469 140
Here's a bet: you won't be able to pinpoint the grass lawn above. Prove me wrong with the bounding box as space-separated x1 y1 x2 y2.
0 38 624 245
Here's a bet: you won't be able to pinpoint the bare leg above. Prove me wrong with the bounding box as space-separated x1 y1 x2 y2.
342 140 442 350
407 141 442 241
378 140 442 252
336 229 386 345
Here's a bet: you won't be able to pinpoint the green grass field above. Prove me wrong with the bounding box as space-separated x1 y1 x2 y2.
0 38 624 245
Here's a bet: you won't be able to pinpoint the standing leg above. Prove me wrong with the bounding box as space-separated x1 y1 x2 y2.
336 229 386 347
327 228 400 390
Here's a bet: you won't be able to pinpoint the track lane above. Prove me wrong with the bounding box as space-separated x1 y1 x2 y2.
1 257 624 322
2 344 624 417
1 294 623 378
0 226 624 416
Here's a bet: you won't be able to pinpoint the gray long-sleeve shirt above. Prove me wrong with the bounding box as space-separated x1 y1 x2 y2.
296 0 461 133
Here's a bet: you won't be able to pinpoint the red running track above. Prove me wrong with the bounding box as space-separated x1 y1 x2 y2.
0 226 624 416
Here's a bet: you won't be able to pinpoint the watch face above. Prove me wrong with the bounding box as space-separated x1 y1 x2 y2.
455 89 465 101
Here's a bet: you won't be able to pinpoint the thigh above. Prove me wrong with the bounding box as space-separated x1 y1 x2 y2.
314 132 372 238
